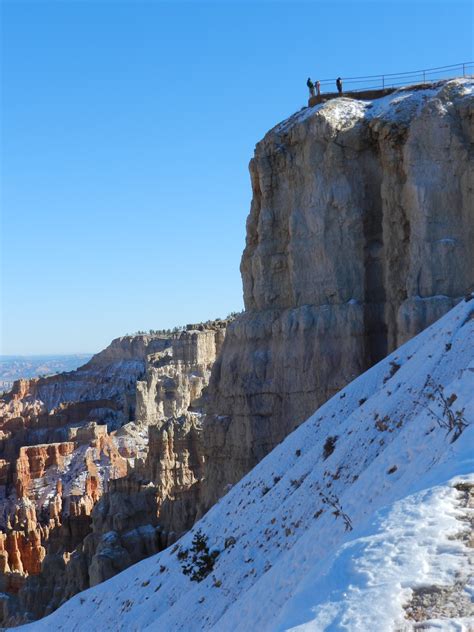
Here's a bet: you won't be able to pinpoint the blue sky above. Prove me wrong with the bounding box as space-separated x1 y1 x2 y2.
1 0 472 354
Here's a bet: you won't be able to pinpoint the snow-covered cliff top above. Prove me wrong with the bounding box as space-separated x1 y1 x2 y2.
271 77 473 137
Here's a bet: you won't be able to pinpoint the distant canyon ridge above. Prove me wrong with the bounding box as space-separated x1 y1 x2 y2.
0 356 92 392
0 77 472 627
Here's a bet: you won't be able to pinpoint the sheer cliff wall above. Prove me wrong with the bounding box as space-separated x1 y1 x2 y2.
200 79 474 509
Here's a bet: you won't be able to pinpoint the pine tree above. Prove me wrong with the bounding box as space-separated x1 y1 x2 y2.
180 530 220 582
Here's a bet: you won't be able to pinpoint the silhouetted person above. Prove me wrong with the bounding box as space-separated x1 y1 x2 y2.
336 77 343 94
307 77 315 97
316 80 321 96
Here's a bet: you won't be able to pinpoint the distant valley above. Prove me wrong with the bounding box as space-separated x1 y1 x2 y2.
0 354 92 391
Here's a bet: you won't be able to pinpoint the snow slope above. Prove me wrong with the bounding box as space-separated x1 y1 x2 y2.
20 298 474 631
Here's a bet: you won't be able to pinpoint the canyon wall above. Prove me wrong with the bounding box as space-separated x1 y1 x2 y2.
0 325 226 626
200 79 474 510
0 334 162 464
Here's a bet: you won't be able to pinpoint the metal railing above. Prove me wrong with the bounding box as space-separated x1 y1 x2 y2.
315 62 473 94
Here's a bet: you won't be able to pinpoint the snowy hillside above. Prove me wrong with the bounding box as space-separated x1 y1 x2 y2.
21 297 474 631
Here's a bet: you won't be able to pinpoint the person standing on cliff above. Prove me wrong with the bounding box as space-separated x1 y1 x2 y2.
316 80 321 96
307 77 315 97
336 77 343 94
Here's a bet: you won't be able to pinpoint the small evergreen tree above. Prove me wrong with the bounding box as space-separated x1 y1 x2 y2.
180 530 219 582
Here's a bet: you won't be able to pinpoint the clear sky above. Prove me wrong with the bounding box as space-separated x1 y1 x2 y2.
1 0 472 354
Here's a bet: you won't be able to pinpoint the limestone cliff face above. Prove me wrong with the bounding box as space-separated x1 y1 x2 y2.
200 79 474 509
135 328 225 425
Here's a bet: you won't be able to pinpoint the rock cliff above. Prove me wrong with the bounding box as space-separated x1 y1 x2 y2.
200 78 474 510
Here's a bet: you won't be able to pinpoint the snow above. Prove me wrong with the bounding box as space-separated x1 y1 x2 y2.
272 78 474 138
276 474 474 632
19 297 474 631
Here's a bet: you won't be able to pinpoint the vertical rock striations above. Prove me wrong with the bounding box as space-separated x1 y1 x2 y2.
200 79 474 510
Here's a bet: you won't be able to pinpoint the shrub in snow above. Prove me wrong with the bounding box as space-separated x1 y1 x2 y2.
422 377 469 443
322 435 338 460
180 530 220 582
319 491 353 532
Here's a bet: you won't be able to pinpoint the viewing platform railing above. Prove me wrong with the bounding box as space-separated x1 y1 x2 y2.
315 62 473 94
